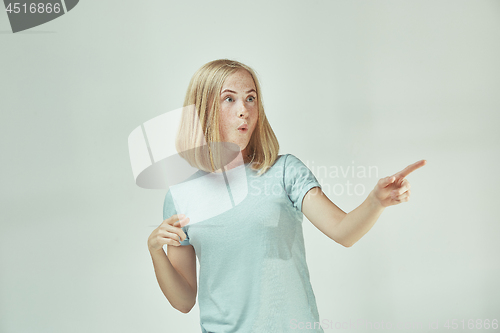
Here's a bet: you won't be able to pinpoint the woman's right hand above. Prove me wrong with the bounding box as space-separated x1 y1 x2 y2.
148 214 189 252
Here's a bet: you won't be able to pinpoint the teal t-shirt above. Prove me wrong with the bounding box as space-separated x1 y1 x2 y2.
163 154 324 333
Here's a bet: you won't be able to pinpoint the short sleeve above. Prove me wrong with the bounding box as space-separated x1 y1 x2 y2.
163 189 191 246
283 154 322 213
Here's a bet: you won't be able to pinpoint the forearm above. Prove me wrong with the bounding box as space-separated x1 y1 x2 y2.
149 248 196 313
335 190 385 247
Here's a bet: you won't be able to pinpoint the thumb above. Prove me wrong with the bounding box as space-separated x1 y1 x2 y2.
175 216 190 228
383 176 396 187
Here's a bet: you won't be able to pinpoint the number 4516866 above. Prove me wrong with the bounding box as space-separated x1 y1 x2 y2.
444 319 498 330
6 3 62 14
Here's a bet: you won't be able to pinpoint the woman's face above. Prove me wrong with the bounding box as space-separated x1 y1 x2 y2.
218 69 258 157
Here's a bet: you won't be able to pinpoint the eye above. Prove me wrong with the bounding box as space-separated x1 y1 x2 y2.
224 96 234 102
247 96 256 102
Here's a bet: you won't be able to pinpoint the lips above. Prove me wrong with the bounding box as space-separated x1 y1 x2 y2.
237 123 248 131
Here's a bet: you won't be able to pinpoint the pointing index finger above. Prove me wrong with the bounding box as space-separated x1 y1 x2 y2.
395 159 427 179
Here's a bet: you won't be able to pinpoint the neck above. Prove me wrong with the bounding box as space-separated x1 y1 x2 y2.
213 151 248 173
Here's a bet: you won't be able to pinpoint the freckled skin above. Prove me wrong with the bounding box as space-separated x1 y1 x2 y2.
219 70 259 158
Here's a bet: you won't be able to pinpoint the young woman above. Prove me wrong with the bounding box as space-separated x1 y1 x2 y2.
147 59 426 332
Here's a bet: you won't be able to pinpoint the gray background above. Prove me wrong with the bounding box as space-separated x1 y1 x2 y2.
1 0 499 332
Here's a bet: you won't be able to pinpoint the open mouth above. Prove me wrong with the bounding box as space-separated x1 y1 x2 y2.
237 124 248 133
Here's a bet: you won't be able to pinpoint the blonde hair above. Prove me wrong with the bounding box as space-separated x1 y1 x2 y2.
175 59 280 176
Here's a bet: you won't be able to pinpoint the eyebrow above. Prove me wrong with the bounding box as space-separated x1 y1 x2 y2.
221 89 256 95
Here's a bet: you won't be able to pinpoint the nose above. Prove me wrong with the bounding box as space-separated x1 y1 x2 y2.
237 101 248 118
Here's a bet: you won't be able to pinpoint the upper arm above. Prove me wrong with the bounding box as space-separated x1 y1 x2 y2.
166 244 197 295
301 186 348 246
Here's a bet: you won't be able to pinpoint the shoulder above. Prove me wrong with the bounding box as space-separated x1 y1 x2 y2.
281 153 315 183
282 153 308 170
273 153 300 167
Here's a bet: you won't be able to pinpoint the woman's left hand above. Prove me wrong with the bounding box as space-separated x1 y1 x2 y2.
372 160 427 208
